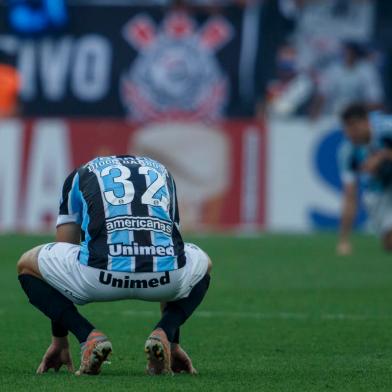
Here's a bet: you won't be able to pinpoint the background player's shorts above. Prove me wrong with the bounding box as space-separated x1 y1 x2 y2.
37 242 209 305
364 188 392 235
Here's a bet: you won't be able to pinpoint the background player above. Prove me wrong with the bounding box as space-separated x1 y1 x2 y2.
17 155 212 375
337 104 392 255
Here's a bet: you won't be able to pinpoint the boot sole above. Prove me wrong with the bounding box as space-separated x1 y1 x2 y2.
144 338 171 375
76 341 112 375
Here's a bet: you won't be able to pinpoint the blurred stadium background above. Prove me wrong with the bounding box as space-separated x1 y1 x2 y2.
2 1 392 391
2 0 391 234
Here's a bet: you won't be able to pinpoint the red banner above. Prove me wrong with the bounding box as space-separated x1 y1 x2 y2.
0 119 266 232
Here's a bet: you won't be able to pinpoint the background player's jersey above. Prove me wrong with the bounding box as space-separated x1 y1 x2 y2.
340 111 392 193
57 156 185 273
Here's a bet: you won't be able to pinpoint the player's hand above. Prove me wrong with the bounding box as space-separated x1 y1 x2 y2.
361 150 388 174
170 344 197 375
36 337 74 374
337 240 352 256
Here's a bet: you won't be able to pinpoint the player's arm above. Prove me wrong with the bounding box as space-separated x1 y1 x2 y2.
361 149 392 174
56 169 82 244
36 169 83 373
56 223 81 245
362 118 392 174
337 181 357 255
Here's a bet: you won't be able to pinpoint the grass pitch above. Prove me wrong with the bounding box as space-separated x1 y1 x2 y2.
1 233 392 391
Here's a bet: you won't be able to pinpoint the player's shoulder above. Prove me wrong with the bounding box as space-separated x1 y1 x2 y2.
370 111 392 136
118 155 171 178
81 155 170 177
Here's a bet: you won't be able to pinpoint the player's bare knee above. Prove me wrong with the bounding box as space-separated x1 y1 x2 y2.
207 257 213 274
384 240 392 252
17 246 42 276
17 253 29 274
382 232 392 252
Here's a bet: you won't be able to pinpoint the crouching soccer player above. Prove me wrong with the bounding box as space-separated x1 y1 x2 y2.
17 156 212 375
338 104 392 254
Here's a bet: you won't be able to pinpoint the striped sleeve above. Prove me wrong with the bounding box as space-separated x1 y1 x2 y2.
166 171 180 228
338 141 356 185
171 175 180 229
370 112 392 142
57 169 82 227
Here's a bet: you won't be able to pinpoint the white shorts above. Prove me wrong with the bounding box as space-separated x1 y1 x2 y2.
37 242 209 305
364 189 392 235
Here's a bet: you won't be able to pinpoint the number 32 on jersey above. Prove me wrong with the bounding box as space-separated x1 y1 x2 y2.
100 165 169 211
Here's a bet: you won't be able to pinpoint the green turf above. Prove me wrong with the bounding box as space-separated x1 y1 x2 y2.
1 233 392 391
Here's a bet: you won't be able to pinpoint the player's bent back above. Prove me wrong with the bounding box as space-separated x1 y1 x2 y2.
38 156 209 304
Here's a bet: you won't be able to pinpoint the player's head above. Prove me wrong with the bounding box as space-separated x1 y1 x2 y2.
342 41 365 66
341 103 371 145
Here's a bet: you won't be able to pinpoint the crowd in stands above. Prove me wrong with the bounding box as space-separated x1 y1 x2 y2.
1 0 391 120
263 0 388 119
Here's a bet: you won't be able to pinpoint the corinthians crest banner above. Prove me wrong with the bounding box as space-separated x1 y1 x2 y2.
0 4 264 118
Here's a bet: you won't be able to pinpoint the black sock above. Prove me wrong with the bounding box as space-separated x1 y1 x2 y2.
58 305 95 344
18 274 94 343
51 320 68 338
172 328 180 344
156 274 210 342
157 310 183 343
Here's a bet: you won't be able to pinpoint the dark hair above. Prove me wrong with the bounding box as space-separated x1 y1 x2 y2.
341 103 368 123
0 50 14 66
343 41 367 59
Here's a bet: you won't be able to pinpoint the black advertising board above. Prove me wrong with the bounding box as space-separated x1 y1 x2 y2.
0 4 265 118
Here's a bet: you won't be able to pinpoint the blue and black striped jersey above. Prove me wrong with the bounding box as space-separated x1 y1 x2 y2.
340 111 392 192
57 156 185 273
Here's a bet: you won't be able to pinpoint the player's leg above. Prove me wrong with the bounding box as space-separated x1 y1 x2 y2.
382 230 392 251
158 302 178 345
17 245 42 278
146 302 193 375
145 245 212 375
372 189 392 252
17 245 74 372
155 257 212 341
17 245 96 342
17 244 111 375
159 302 180 344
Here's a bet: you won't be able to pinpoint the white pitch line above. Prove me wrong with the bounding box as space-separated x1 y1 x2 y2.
121 309 392 321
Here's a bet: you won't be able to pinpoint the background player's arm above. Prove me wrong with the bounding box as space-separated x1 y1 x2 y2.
361 149 392 174
363 115 392 174
337 182 357 255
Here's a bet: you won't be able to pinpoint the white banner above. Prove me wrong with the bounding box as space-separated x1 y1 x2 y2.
266 116 366 232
